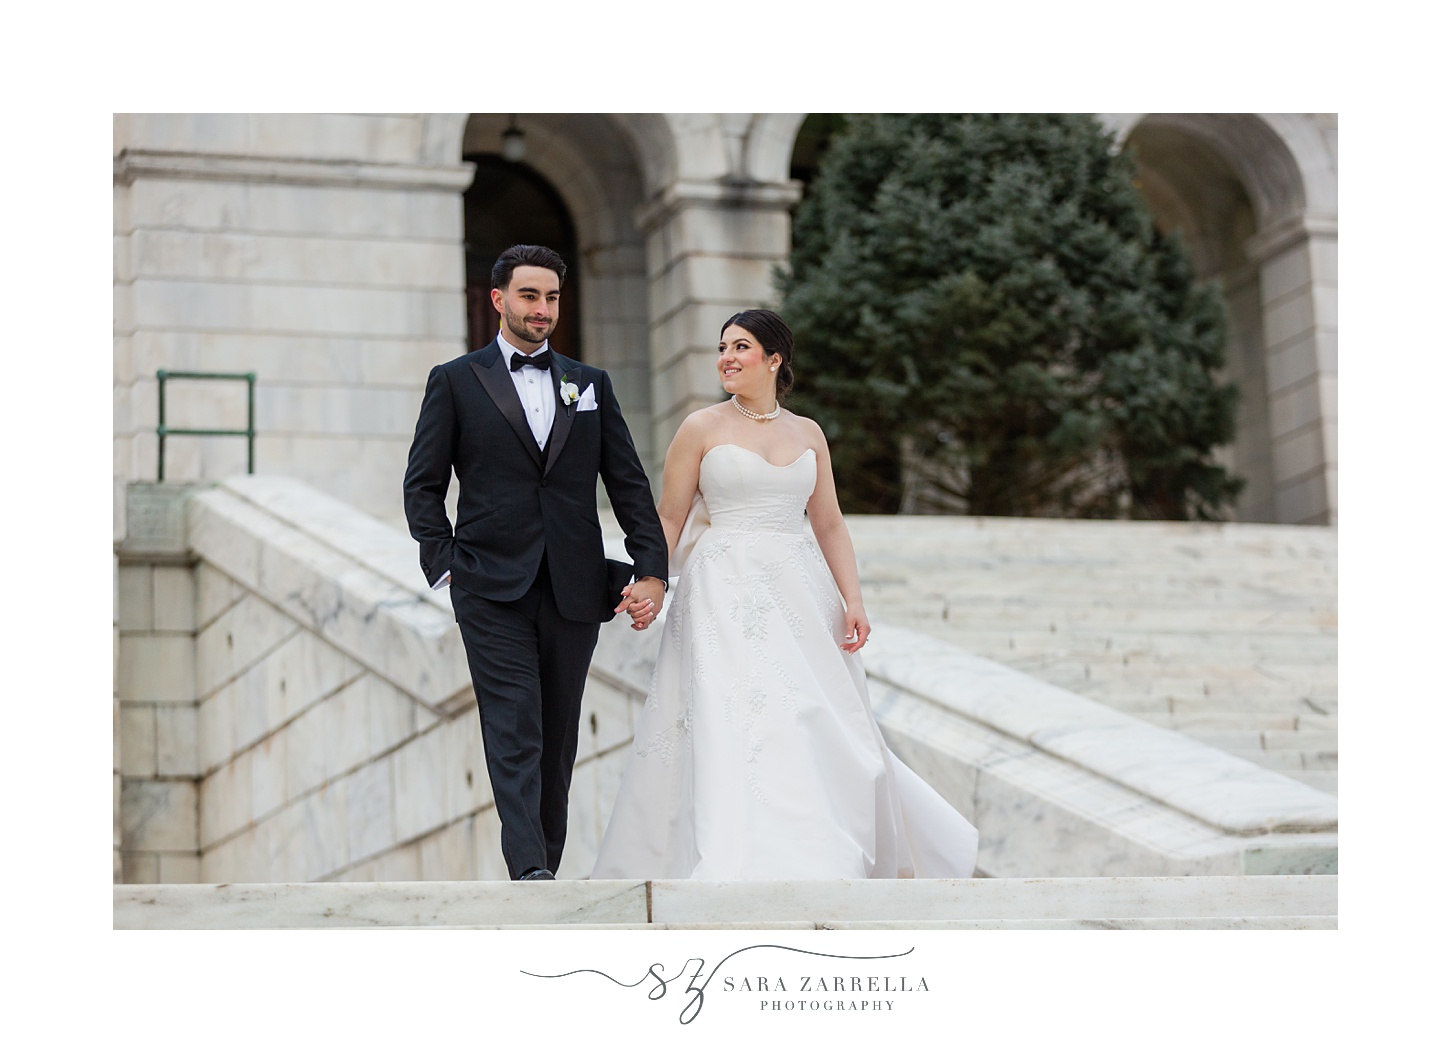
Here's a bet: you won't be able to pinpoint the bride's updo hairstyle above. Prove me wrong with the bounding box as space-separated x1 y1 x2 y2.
721 309 794 397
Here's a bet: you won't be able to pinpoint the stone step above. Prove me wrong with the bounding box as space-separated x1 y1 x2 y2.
872 626 1335 660
115 875 1337 929
1075 686 1337 707
864 579 1336 602
1169 727 1340 752
854 541 1334 562
982 655 1335 682
851 537 1338 562
1162 729 1271 750
1071 694 1315 716
882 610 1332 642
848 512 1339 797
862 556 1334 574
917 615 1334 641
863 565 1333 582
1228 748 1338 771
848 522 1336 547
1280 771 1337 796
1150 739 1335 772
881 555 1326 570
896 570 1335 588
911 609 1338 634
1117 701 1337 723
889 676 1337 733
403 916 1338 930
1134 713 1338 735
1146 694 1338 714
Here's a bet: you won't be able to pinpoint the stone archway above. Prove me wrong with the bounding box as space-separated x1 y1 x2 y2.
444 114 805 480
1117 113 1337 525
745 114 809 183
460 155 582 359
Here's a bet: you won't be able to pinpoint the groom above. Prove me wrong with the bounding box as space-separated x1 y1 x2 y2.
403 244 667 881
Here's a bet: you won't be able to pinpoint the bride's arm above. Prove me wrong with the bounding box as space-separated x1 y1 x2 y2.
655 411 708 565
803 420 871 653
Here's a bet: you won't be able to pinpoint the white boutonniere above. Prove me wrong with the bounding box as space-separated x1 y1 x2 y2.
559 378 580 406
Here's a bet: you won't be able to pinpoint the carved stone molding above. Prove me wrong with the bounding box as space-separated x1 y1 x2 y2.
635 177 802 235
114 149 475 193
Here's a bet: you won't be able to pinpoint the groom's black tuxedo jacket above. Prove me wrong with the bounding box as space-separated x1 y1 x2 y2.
403 342 667 623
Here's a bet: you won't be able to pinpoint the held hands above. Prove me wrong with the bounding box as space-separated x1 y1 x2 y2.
841 604 871 654
615 577 667 631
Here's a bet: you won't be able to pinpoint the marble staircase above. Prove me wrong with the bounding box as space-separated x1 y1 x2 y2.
116 477 1336 888
114 874 1337 929
841 516 1337 795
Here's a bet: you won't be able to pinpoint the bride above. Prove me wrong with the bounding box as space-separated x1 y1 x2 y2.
591 309 979 880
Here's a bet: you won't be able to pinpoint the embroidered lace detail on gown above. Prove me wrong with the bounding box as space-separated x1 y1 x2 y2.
590 443 979 880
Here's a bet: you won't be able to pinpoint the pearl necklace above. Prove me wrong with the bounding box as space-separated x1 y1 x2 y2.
732 395 780 421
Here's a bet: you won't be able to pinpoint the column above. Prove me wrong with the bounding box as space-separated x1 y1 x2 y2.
637 178 801 477
1245 217 1338 525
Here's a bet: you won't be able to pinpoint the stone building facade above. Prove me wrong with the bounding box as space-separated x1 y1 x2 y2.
111 114 1338 885
113 113 1336 534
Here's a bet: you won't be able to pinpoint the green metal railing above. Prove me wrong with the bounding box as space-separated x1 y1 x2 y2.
156 369 256 482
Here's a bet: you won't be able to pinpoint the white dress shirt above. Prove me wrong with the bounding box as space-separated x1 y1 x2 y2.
497 334 556 448
432 333 555 591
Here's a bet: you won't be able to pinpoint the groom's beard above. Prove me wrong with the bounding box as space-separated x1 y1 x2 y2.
502 302 556 345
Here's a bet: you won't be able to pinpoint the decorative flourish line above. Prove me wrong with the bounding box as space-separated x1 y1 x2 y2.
522 943 915 1025
522 962 689 993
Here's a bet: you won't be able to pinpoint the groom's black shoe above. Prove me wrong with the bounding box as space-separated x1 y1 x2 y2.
519 868 555 881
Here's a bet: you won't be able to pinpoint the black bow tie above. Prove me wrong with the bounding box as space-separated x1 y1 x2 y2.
510 349 553 372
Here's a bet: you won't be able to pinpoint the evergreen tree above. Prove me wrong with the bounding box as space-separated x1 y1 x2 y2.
779 113 1242 519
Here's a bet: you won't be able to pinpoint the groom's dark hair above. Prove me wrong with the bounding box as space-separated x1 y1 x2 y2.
722 309 795 396
492 244 568 291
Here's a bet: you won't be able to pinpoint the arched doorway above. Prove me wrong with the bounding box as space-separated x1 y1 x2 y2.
462 154 582 359
787 113 843 192
1125 119 1274 521
1121 113 1336 524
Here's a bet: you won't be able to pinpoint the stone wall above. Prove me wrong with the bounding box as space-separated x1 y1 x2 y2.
116 555 200 883
187 562 633 883
113 114 473 531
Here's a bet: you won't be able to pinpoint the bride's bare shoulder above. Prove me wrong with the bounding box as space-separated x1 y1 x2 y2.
668 403 730 451
691 401 733 420
780 408 827 443
681 403 734 433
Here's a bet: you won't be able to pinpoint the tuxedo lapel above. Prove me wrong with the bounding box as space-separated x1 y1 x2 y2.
471 344 543 467
543 360 579 476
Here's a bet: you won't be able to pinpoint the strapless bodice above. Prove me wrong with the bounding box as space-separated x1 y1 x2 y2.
697 443 815 535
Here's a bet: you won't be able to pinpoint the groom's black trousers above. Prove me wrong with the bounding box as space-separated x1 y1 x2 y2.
450 555 600 880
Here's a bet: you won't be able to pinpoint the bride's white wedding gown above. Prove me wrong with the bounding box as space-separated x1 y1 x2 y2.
591 443 979 880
